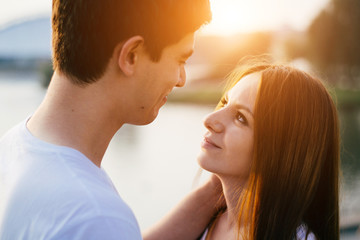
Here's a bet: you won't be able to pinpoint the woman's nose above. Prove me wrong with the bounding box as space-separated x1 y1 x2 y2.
203 111 224 133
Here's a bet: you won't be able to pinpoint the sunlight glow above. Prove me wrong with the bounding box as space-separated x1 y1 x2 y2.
201 0 330 36
204 0 251 35
0 0 329 36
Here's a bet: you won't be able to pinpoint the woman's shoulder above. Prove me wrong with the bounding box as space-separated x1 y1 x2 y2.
296 224 316 240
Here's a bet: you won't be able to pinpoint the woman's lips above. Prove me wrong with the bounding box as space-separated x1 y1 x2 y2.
201 136 221 149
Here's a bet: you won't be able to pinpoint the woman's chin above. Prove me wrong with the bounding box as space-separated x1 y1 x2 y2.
197 154 216 174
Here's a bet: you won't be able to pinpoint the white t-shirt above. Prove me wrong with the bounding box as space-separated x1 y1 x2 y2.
0 119 142 240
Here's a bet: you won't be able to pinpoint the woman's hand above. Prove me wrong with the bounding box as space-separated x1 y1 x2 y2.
143 173 224 240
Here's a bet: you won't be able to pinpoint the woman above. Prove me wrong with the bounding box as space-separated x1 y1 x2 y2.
198 63 340 240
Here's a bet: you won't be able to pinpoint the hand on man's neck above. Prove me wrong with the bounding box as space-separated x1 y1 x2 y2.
27 71 127 167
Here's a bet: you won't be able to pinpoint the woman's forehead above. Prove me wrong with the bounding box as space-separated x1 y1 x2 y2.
228 72 261 99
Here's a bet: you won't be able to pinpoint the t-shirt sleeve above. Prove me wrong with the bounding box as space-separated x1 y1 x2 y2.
54 216 143 240
296 224 317 240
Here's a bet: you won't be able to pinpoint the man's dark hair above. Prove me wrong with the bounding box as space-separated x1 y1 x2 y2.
52 0 212 84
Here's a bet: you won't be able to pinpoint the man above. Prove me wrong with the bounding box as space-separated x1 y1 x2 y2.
0 0 222 239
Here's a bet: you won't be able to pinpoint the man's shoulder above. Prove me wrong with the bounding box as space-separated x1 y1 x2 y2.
20 153 132 218
54 213 142 240
1 154 141 240
0 119 25 146
0 120 142 239
38 176 142 240
1 185 142 240
61 174 135 220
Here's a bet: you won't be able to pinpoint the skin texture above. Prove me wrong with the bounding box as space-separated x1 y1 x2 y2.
197 72 261 239
198 73 260 180
122 33 195 125
27 33 195 167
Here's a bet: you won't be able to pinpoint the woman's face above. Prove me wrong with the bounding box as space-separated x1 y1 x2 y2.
197 72 261 180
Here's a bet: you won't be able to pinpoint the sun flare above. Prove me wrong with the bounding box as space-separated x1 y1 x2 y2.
200 0 330 36
202 0 253 35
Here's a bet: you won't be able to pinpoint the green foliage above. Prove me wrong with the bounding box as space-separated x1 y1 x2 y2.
335 88 360 107
307 0 360 87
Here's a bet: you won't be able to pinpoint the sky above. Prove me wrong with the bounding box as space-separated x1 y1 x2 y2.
0 0 330 35
0 0 51 27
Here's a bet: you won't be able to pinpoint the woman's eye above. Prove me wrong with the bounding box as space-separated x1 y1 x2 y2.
237 112 247 124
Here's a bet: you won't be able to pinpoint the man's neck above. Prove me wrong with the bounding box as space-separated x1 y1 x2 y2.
27 71 124 167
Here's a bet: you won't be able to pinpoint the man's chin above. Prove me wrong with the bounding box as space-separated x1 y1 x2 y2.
131 111 159 126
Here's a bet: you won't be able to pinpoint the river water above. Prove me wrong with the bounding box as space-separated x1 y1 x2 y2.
0 71 359 238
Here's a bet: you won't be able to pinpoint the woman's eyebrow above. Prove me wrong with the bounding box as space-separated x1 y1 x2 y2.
234 103 254 117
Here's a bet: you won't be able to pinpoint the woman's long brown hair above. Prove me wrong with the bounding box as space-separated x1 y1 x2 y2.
219 63 340 240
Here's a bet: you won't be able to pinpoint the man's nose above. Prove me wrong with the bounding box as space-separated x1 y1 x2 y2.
176 66 186 87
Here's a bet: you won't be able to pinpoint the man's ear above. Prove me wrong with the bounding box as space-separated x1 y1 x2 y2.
116 36 145 76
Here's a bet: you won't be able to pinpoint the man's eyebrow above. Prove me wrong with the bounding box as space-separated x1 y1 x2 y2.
181 50 194 59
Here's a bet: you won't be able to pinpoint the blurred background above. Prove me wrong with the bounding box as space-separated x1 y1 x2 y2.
0 0 359 238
